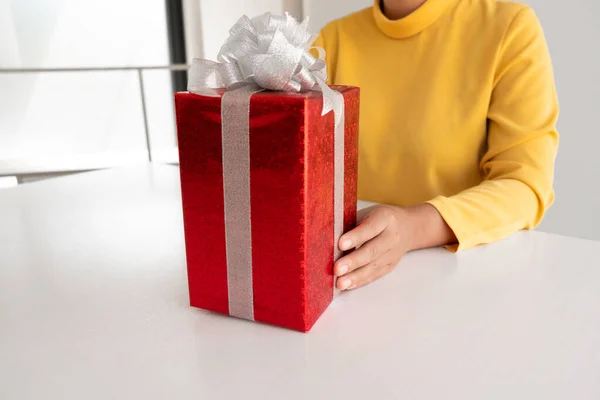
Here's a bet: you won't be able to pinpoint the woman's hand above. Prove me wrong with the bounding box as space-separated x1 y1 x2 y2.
334 203 456 291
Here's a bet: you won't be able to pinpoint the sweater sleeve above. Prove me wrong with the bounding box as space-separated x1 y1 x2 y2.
427 7 559 251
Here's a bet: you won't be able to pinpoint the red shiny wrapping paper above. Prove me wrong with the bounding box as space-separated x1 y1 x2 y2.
175 86 359 332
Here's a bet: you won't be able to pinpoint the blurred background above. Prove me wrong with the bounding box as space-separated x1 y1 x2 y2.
1 0 598 242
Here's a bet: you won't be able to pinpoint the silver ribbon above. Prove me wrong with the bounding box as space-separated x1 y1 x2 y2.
188 12 345 320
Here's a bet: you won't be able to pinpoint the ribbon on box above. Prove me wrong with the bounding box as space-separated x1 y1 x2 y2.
188 12 344 321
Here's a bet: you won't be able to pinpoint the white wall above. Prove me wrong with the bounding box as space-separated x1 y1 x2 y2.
0 0 175 168
303 0 600 242
304 0 370 32
519 0 600 242
198 0 302 60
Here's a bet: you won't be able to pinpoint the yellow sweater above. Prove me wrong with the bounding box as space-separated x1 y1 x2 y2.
315 0 559 251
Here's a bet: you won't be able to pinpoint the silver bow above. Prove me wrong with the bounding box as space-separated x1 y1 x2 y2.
188 12 342 123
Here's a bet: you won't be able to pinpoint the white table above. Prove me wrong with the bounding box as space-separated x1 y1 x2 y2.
1 164 599 400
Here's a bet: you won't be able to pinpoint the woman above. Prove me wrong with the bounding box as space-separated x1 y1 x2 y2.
316 0 559 290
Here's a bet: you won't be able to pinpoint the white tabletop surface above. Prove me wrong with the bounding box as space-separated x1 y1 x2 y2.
1 164 599 400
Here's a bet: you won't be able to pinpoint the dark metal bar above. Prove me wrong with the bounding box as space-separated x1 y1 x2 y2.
165 0 188 92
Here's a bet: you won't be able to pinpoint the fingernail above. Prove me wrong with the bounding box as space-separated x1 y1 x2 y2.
339 278 352 290
337 264 349 275
340 239 352 250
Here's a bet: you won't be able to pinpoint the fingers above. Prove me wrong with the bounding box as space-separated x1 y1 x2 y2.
336 251 397 290
339 207 391 251
334 205 406 291
334 233 391 276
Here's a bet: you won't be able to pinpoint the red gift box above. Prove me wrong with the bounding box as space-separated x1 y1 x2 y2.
175 86 359 332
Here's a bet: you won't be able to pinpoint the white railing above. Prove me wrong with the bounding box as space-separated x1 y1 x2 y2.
0 64 188 179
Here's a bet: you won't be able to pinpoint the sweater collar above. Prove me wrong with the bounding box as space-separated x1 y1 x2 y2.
373 0 457 39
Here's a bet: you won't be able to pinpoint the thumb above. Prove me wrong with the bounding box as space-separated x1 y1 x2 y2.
357 205 378 223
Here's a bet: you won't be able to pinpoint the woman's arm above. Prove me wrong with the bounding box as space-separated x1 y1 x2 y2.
335 7 558 290
426 7 558 251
